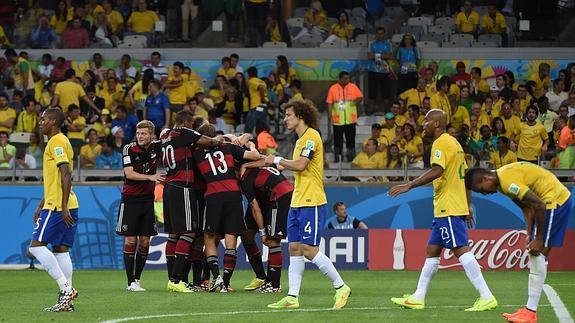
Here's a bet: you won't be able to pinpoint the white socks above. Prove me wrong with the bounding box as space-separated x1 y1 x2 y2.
412 257 439 302
29 246 71 292
54 252 73 286
311 252 345 289
459 252 493 300
288 256 305 297
527 254 547 311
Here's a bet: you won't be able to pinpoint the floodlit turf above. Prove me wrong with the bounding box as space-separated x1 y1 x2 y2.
1 269 573 322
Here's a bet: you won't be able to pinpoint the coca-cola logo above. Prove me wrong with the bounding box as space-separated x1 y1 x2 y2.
440 230 530 270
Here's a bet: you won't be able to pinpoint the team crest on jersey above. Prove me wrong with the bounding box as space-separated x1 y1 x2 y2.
434 149 441 159
508 183 520 195
54 147 64 157
305 140 315 150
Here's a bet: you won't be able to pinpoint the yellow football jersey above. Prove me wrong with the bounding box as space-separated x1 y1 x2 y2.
430 133 468 217
516 122 548 161
497 162 570 209
291 128 327 207
489 150 517 169
43 133 79 211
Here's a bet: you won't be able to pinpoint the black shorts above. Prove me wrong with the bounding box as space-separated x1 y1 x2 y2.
368 71 393 100
204 195 246 235
245 194 291 238
116 196 157 236
163 184 199 234
195 190 206 234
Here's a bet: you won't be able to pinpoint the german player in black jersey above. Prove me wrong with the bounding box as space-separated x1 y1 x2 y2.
160 110 223 293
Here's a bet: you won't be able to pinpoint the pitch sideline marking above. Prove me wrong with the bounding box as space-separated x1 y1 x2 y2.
543 284 575 323
100 304 552 323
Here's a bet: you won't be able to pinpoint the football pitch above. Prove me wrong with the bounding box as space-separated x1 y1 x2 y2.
1 270 574 322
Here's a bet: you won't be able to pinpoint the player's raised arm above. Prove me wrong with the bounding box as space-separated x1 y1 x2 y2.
196 134 224 147
242 141 261 161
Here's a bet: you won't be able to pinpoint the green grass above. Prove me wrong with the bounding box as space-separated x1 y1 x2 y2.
0 270 573 322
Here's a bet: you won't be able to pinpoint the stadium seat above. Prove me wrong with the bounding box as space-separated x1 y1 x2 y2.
471 41 498 48
407 16 433 32
293 34 322 48
434 16 455 28
293 7 308 18
420 32 446 43
356 125 372 136
478 34 502 46
327 17 339 27
442 40 468 48
475 6 488 15
374 16 394 30
349 40 367 48
262 41 287 48
451 33 474 44
351 7 367 19
9 132 31 144
320 41 346 48
400 25 424 39
287 17 304 29
417 40 440 48
350 16 366 30
385 6 405 17
428 24 452 35
117 35 147 48
391 33 405 44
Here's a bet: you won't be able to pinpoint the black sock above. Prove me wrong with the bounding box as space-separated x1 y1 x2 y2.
172 235 193 283
207 255 219 278
268 246 283 288
165 237 177 280
223 249 237 287
134 249 148 280
245 244 266 280
123 244 136 285
202 259 211 281
182 260 192 284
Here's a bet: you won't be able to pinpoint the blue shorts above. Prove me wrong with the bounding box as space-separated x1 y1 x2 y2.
428 216 469 249
32 209 79 247
531 198 571 248
287 205 327 246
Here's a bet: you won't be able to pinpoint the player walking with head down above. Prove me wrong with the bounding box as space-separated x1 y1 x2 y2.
265 100 351 310
117 120 163 292
161 110 223 293
465 162 572 323
193 124 261 292
388 109 498 311
29 108 79 312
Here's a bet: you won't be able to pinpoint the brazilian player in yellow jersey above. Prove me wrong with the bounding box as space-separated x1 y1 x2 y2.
465 162 571 323
29 108 79 312
264 100 350 310
388 109 497 311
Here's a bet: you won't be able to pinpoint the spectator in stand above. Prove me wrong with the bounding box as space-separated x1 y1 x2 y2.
0 2 16 43
62 15 91 48
5 49 34 99
143 51 168 83
491 117 506 144
0 94 15 134
164 61 187 114
289 80 304 101
469 66 490 99
100 77 123 111
115 0 132 21
456 1 480 35
0 131 14 169
72 6 92 32
255 121 277 155
0 25 10 49
450 96 471 131
499 102 521 140
111 105 138 143
207 109 226 133
481 3 507 46
82 85 105 124
31 15 58 49
430 76 452 123
395 123 424 168
115 54 137 85
143 80 170 136
102 0 124 39
230 53 244 74
129 69 154 119
10 91 23 115
554 115 575 168
451 61 470 86
181 0 199 41
387 144 403 181
111 125 125 152
95 137 122 169
217 57 235 80
495 74 513 102
564 93 575 116
380 112 398 143
127 0 159 47
92 108 112 139
50 57 67 83
396 33 420 94
245 66 268 134
352 138 386 169
537 96 558 148
85 0 105 20
90 12 114 47
324 10 354 47
294 0 328 43
517 105 549 163
400 77 427 108
37 53 54 87
245 0 269 47
546 78 568 112
469 114 480 141
16 97 39 133
265 15 289 44
327 71 364 162
52 68 100 114
26 132 43 168
489 136 517 169
276 55 297 86
367 26 393 112
458 85 474 114
8 147 36 171
529 62 551 94
65 104 86 154
80 129 102 168
328 202 368 229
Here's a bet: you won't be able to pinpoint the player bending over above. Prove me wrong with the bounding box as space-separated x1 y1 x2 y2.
465 162 571 323
117 121 163 292
388 109 498 311
265 100 351 310
29 108 79 312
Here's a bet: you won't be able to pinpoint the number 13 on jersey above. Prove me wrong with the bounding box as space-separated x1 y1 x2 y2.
205 151 228 175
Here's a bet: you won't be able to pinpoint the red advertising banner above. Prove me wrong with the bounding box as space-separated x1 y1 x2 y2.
369 229 575 271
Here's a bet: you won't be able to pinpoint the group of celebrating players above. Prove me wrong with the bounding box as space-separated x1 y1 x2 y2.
29 99 570 323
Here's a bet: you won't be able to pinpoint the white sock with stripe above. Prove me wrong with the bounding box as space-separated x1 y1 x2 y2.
29 246 71 292
54 252 74 286
287 256 305 297
526 254 547 311
459 252 493 300
412 257 439 302
311 252 344 289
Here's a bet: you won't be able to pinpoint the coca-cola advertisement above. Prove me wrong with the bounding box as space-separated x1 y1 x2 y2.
369 229 575 271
